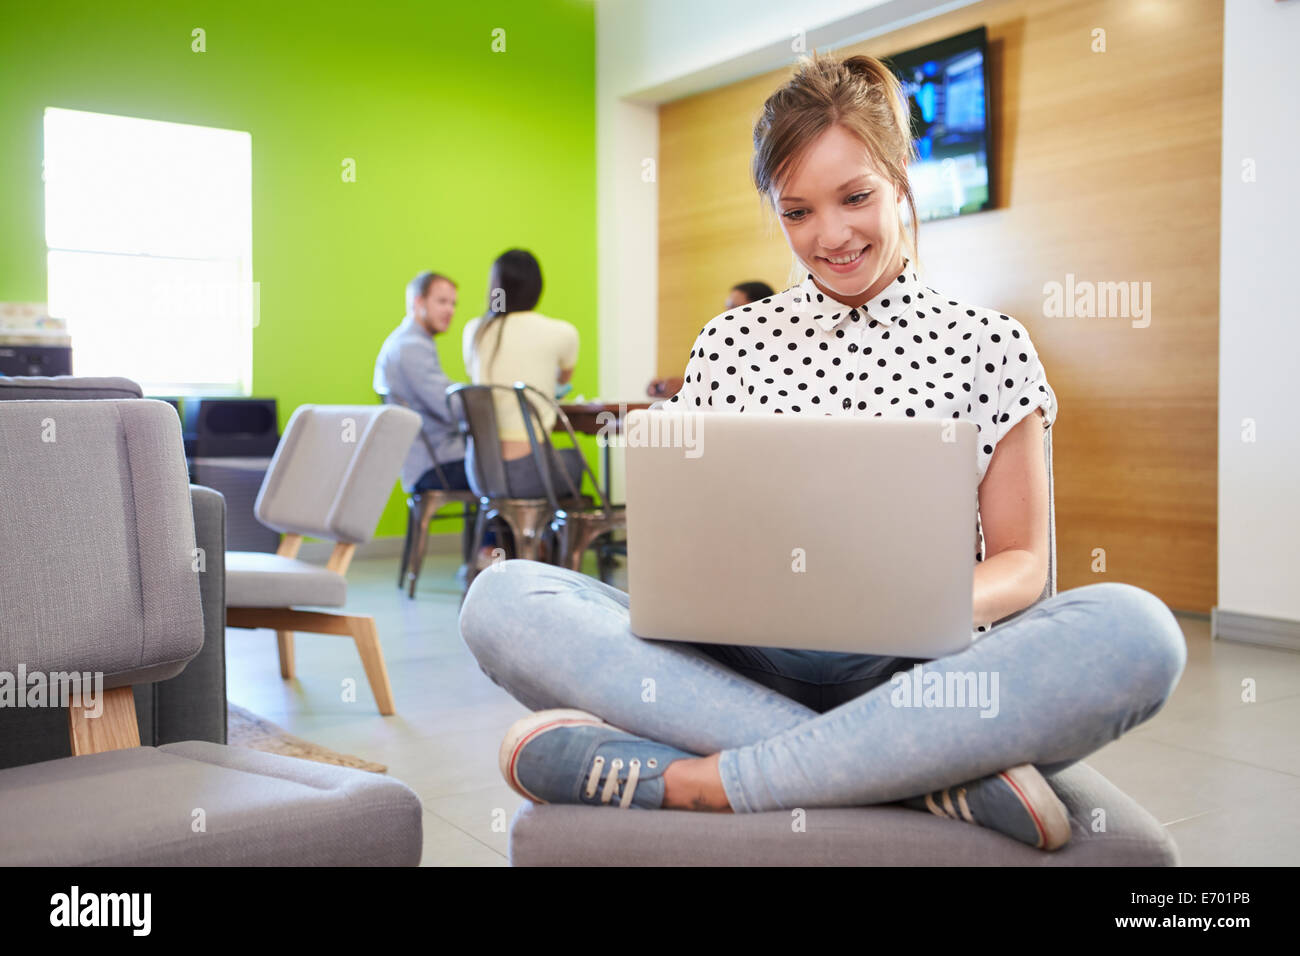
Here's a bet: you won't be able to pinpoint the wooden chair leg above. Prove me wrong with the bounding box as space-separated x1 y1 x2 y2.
349 615 395 716
230 607 395 715
276 630 295 679
68 685 141 756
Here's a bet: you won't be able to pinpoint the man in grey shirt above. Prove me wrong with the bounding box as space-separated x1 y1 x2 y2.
374 271 469 492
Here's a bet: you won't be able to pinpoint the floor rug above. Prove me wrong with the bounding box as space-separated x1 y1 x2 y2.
226 702 387 774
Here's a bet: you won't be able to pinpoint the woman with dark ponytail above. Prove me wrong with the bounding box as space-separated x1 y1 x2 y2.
462 249 584 497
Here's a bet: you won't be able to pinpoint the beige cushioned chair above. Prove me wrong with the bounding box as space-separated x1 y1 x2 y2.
225 404 420 715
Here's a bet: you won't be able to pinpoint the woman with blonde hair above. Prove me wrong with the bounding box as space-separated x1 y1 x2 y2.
457 51 1186 851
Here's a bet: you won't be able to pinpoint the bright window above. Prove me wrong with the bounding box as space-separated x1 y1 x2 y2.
43 108 253 394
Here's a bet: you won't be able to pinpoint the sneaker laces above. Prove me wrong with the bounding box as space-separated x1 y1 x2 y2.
583 755 643 808
923 786 974 823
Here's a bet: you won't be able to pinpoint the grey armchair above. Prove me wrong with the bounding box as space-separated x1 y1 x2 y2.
0 375 226 768
0 398 422 864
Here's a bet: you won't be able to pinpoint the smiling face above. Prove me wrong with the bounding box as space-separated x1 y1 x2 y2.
416 278 457 335
771 123 908 309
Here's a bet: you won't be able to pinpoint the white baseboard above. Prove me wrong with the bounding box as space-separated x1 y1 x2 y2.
1212 607 1300 652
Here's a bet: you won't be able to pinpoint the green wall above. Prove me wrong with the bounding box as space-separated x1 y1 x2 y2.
0 0 597 539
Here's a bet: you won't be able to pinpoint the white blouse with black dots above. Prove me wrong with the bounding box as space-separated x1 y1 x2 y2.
660 258 1058 635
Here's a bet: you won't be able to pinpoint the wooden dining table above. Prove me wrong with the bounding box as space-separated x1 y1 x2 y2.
557 401 652 505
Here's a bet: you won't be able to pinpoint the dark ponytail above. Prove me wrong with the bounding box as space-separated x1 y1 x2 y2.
471 249 543 376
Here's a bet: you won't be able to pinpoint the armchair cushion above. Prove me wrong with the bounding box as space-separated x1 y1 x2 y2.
225 552 348 608
0 375 143 400
0 740 422 866
507 761 1178 867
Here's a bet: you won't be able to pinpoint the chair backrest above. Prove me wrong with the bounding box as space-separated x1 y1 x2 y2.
446 384 517 499
254 404 420 544
0 399 204 686
514 383 606 511
0 375 143 400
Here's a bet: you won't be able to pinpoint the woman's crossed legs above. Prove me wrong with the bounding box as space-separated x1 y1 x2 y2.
458 559 1186 814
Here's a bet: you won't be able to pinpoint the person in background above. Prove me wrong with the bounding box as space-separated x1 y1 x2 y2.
462 249 585 498
374 270 470 492
647 279 776 398
723 279 776 310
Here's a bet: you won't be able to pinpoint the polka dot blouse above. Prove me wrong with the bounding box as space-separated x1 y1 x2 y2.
660 258 1058 633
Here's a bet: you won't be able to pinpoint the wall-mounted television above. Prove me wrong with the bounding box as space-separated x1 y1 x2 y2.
883 26 994 222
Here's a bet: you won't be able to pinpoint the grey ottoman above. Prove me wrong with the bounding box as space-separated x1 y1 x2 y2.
508 761 1177 866
0 741 423 866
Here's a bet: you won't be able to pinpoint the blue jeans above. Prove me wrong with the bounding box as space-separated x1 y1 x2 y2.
464 446 587 499
414 459 471 492
458 560 1187 813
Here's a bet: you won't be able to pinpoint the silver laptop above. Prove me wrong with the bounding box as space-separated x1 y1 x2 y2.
623 411 977 658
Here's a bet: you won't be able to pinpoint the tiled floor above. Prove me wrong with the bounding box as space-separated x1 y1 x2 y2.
225 546 1300 866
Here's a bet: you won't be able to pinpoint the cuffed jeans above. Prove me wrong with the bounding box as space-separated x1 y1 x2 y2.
458 559 1187 814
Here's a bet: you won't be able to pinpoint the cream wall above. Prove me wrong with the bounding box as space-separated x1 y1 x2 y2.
1217 0 1300 625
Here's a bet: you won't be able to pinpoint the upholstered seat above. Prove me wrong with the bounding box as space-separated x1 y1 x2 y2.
0 741 421 866
508 761 1178 866
225 552 347 608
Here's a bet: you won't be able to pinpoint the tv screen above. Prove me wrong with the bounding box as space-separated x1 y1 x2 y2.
883 27 993 222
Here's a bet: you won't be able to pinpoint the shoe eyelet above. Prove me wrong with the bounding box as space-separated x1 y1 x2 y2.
629 759 641 768
647 759 658 768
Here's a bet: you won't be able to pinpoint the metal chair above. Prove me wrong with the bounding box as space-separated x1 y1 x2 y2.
446 384 578 580
515 383 626 581
378 391 480 598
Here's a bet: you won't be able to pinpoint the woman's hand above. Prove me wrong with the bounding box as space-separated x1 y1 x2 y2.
646 376 684 398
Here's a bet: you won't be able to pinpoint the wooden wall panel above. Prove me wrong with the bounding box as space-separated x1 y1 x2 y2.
657 0 1222 612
